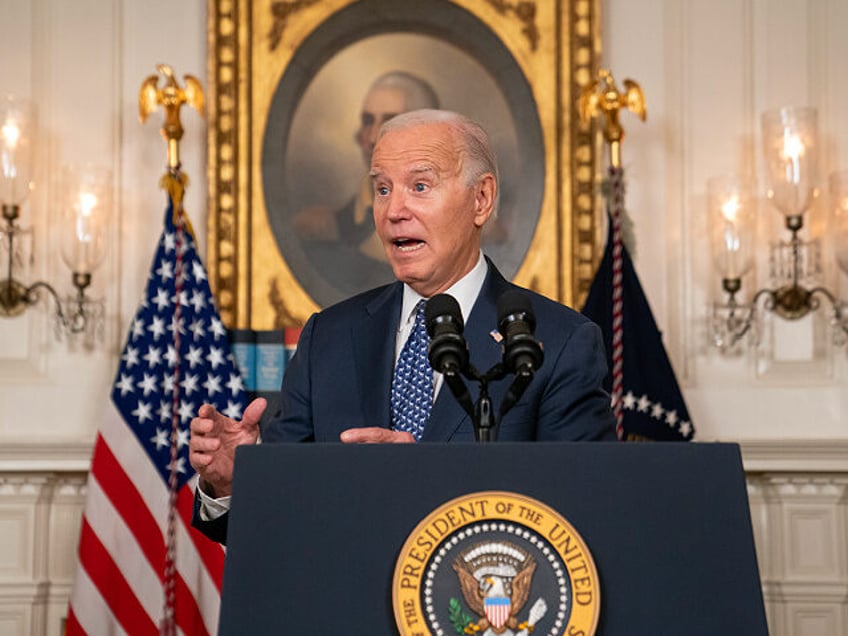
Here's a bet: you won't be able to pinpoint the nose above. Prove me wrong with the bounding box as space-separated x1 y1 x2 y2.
365 121 378 141
380 189 410 222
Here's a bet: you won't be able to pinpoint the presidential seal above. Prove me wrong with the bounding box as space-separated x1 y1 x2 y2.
393 491 600 636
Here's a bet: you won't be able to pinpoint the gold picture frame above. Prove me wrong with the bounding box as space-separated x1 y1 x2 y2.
207 0 601 329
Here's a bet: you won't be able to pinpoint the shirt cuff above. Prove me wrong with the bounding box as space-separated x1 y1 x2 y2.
196 482 232 521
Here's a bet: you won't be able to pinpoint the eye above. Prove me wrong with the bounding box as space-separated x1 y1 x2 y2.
375 184 390 196
413 182 428 193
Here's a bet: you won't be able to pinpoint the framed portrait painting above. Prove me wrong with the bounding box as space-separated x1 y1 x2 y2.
207 0 601 329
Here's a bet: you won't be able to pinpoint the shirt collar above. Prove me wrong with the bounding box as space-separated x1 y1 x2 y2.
399 252 488 327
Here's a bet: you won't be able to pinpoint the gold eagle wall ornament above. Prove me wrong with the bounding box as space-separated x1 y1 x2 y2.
578 69 646 168
139 64 205 171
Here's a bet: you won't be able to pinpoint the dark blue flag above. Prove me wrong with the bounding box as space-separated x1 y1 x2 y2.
581 205 694 441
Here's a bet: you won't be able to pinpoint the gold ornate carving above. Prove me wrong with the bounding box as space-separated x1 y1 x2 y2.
485 0 540 51
269 277 300 329
268 0 321 51
569 0 602 307
206 0 243 326
207 0 602 328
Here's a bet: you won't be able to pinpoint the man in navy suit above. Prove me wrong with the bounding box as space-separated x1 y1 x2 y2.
189 110 615 542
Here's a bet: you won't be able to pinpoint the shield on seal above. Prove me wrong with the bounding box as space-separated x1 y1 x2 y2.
484 596 511 629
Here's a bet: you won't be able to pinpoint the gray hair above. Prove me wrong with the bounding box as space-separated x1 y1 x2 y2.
376 109 500 215
368 71 440 111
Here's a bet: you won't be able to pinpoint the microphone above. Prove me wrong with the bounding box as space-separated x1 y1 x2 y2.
425 294 469 374
496 290 544 375
496 290 544 417
425 294 474 418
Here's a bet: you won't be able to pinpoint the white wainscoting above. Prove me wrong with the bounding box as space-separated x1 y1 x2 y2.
0 466 87 636
1 442 846 636
742 441 848 636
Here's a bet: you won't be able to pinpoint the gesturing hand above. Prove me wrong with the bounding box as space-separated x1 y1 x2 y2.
189 397 267 497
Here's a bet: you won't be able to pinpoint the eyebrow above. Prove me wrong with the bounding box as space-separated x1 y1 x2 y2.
369 164 437 180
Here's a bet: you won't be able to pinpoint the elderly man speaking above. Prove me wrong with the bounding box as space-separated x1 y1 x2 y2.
189 110 615 543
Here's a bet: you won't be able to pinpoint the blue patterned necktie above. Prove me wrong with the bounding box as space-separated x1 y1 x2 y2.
391 300 434 441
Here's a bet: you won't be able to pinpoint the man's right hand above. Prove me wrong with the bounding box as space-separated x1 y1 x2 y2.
189 397 267 498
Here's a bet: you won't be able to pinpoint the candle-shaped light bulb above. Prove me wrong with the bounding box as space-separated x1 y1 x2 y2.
721 195 740 222
60 165 111 275
0 95 35 207
781 132 804 185
762 107 818 219
708 176 755 281
2 118 20 150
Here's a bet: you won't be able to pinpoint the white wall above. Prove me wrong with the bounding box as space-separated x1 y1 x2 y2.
603 0 848 442
0 0 207 454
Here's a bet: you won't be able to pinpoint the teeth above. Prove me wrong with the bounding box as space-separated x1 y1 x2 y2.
395 239 424 252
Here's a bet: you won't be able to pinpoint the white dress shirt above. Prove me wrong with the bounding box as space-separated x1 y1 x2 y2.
394 251 488 400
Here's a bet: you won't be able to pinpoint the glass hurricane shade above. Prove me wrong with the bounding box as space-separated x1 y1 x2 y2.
832 171 848 277
0 95 35 207
59 165 111 275
761 106 819 219
708 175 756 280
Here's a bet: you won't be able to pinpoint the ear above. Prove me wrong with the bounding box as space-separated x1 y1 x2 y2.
472 173 496 228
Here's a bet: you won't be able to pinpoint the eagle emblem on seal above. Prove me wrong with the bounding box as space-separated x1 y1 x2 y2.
451 541 548 635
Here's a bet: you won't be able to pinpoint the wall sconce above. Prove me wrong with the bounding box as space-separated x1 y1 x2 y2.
709 106 847 351
0 94 108 342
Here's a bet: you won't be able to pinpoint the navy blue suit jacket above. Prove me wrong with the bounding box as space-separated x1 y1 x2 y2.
193 260 615 542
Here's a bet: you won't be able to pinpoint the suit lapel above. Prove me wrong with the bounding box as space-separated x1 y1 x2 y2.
352 283 402 429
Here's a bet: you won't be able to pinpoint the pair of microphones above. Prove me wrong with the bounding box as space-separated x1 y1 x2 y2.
424 290 544 442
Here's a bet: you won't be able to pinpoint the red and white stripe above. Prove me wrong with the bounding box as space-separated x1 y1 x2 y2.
66 408 224 635
609 166 625 440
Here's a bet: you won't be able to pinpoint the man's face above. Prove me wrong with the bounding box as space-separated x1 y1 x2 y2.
355 86 409 166
370 122 495 297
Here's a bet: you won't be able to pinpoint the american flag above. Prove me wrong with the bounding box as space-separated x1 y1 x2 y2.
67 189 248 634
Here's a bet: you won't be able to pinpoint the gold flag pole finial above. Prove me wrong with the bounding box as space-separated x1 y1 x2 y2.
578 69 646 168
139 64 205 173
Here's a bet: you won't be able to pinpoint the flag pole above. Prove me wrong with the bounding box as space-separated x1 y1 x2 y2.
138 64 205 636
578 69 646 439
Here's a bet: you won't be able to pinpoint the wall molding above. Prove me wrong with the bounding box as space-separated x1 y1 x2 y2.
0 444 92 472
739 439 848 473
1 439 846 473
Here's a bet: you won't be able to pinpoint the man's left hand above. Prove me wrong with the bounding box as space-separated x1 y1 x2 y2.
340 427 415 443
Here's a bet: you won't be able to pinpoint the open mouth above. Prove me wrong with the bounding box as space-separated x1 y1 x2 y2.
392 238 426 252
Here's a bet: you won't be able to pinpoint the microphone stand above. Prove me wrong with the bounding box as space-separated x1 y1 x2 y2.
444 359 539 443
454 363 520 443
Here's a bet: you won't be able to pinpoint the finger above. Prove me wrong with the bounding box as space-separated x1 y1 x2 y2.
240 397 267 432
340 427 415 444
189 436 221 453
339 427 377 443
189 450 212 468
197 403 218 419
388 431 416 443
190 417 214 436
